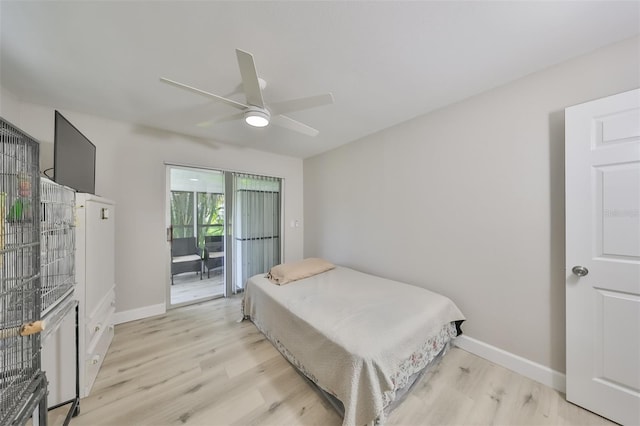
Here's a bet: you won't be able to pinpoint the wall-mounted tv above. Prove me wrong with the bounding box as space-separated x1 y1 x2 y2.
54 111 96 194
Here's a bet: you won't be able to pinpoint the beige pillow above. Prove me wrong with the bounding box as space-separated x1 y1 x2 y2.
266 258 335 285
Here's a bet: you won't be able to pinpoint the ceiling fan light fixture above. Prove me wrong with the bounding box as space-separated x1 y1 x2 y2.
244 107 270 127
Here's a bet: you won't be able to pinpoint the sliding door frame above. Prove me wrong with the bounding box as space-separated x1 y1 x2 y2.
164 162 285 309
223 171 234 297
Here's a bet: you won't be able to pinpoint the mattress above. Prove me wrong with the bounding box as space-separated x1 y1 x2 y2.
242 266 465 426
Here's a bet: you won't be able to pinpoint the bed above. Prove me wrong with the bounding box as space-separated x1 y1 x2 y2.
242 261 465 426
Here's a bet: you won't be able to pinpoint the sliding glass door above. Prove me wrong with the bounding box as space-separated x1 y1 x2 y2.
166 166 282 307
168 167 225 306
232 173 281 292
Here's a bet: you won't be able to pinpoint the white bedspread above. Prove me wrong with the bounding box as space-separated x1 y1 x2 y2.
242 266 465 426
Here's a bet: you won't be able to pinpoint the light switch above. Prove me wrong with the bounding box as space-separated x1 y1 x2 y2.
101 208 109 220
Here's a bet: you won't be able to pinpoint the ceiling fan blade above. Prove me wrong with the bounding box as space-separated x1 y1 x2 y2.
236 49 265 108
160 77 247 111
196 112 245 128
271 115 320 137
269 93 334 116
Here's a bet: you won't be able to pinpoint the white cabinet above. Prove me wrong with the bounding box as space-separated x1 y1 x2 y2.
75 193 116 398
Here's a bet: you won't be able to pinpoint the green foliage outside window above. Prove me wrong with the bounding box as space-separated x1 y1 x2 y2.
197 192 225 246
171 190 225 247
170 191 194 238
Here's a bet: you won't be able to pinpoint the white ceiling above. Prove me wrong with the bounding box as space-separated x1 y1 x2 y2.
1 1 638 159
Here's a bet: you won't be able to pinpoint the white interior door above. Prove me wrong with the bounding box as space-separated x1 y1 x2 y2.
565 88 640 426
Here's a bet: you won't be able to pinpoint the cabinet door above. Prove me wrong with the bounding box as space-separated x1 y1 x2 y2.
41 312 76 407
84 201 115 316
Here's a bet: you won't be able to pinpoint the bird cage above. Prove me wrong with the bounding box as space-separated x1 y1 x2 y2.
0 117 47 425
40 178 75 314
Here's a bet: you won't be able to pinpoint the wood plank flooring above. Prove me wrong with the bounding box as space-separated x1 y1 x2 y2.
45 296 615 426
171 269 224 305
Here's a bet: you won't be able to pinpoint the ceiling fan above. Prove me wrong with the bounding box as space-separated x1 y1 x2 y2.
160 49 334 136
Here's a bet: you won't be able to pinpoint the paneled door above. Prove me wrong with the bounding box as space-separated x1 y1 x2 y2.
565 88 640 426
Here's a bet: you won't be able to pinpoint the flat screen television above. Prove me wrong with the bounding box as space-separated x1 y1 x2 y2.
54 111 96 194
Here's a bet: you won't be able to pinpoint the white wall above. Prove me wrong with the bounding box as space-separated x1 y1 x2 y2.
1 101 304 317
304 35 640 374
0 86 21 126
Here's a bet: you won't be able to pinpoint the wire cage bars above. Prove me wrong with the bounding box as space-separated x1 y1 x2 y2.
0 117 45 425
40 178 75 315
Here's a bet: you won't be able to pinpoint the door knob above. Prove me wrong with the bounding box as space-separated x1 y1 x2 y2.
572 266 589 277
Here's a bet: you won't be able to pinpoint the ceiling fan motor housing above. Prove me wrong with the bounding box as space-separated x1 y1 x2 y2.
244 106 271 127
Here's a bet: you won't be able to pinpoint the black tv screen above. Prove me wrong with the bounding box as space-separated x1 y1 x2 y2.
54 111 96 194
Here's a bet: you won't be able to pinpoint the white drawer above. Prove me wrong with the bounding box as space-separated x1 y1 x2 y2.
86 306 115 348
86 287 115 322
84 321 114 397
86 289 115 345
87 306 114 354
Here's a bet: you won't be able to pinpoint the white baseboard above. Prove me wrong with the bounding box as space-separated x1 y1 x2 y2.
454 335 566 393
114 303 166 325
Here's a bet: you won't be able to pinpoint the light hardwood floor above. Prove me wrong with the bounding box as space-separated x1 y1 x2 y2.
170 269 224 305
46 296 615 426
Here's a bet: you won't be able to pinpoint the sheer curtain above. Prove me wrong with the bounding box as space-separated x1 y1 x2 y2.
232 173 281 292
